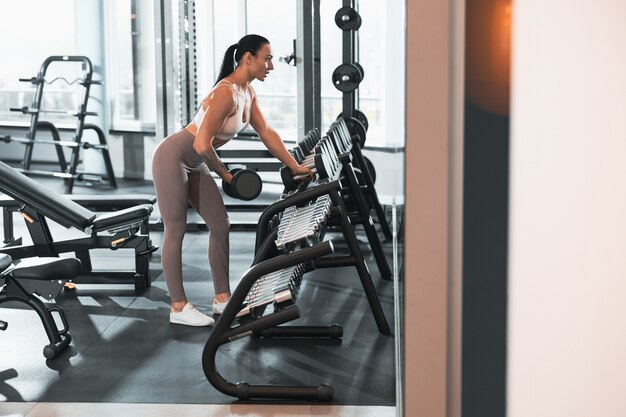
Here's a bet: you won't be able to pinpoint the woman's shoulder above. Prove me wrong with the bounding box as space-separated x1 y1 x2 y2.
201 83 238 110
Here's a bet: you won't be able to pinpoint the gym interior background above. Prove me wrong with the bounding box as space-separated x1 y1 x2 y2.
2 1 626 417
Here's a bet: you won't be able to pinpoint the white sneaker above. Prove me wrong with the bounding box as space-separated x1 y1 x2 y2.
170 303 214 326
212 301 228 315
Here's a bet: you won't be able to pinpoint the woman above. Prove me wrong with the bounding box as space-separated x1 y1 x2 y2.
152 34 314 326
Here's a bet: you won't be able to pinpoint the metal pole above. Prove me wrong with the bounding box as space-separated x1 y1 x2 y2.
296 0 315 138
342 0 356 118
313 0 321 133
154 0 176 139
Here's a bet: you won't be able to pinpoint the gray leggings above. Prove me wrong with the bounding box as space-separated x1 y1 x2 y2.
152 129 230 302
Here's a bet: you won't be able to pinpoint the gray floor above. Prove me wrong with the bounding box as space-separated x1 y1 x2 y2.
0 179 398 406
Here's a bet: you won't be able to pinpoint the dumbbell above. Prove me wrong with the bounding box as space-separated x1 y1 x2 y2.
276 204 329 245
326 125 352 157
275 199 332 248
299 129 321 154
222 168 263 200
280 153 326 190
245 267 304 308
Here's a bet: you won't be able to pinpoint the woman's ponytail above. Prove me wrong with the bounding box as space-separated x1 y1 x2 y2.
215 44 239 85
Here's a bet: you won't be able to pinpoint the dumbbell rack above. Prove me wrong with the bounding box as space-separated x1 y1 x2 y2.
278 125 392 281
256 179 391 333
203 180 391 401
1 56 116 193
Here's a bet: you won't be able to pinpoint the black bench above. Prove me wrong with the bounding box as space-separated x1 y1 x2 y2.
0 161 156 291
1 194 156 246
0 253 81 359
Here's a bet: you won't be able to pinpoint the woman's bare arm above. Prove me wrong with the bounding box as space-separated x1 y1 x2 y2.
192 87 237 182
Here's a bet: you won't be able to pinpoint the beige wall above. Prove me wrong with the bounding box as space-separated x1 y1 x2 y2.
404 0 464 416
508 1 626 416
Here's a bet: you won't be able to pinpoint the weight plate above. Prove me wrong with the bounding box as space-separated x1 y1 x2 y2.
342 116 367 147
335 6 362 31
337 109 369 132
332 63 363 93
354 62 364 80
361 155 376 184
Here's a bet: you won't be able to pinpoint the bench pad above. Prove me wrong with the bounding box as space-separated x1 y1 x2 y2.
92 204 153 232
12 257 82 280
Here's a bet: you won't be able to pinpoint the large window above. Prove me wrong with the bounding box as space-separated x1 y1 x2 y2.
105 0 156 130
320 1 403 148
0 0 77 125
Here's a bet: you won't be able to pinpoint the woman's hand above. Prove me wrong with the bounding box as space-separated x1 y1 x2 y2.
223 171 234 184
291 164 316 181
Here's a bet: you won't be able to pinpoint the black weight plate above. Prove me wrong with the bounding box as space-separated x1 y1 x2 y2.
332 64 362 93
335 6 361 31
343 116 367 147
354 62 364 80
362 155 376 184
337 109 369 132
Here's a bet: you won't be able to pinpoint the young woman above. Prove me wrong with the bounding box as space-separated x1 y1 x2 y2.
152 34 313 326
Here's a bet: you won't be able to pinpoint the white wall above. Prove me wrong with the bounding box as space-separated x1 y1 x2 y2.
509 1 626 416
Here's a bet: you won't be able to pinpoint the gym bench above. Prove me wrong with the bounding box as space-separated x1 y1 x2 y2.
1 194 156 247
0 253 81 359
0 161 156 292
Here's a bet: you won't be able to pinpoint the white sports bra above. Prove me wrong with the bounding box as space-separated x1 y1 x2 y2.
185 80 250 144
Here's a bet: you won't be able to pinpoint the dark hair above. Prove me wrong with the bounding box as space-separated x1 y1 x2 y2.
215 34 270 85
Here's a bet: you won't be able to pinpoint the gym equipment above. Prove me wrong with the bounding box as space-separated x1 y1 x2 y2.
1 194 156 247
278 125 392 280
332 63 363 93
280 138 341 191
0 161 156 292
330 118 392 240
341 116 367 146
337 108 369 132
0 253 82 359
222 169 263 201
354 155 377 184
1 56 116 193
335 6 362 31
203 180 391 401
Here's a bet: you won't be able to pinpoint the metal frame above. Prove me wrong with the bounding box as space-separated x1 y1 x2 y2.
2 56 116 193
154 0 177 139
342 0 357 118
296 0 316 138
178 0 198 126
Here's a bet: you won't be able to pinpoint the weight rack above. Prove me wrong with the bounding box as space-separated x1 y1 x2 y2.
1 55 116 193
333 2 392 240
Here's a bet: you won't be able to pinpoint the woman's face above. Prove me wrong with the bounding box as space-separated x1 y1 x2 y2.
250 43 274 82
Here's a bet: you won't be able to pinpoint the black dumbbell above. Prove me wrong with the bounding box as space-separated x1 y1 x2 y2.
222 168 263 200
280 151 330 191
298 131 320 155
328 122 353 155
